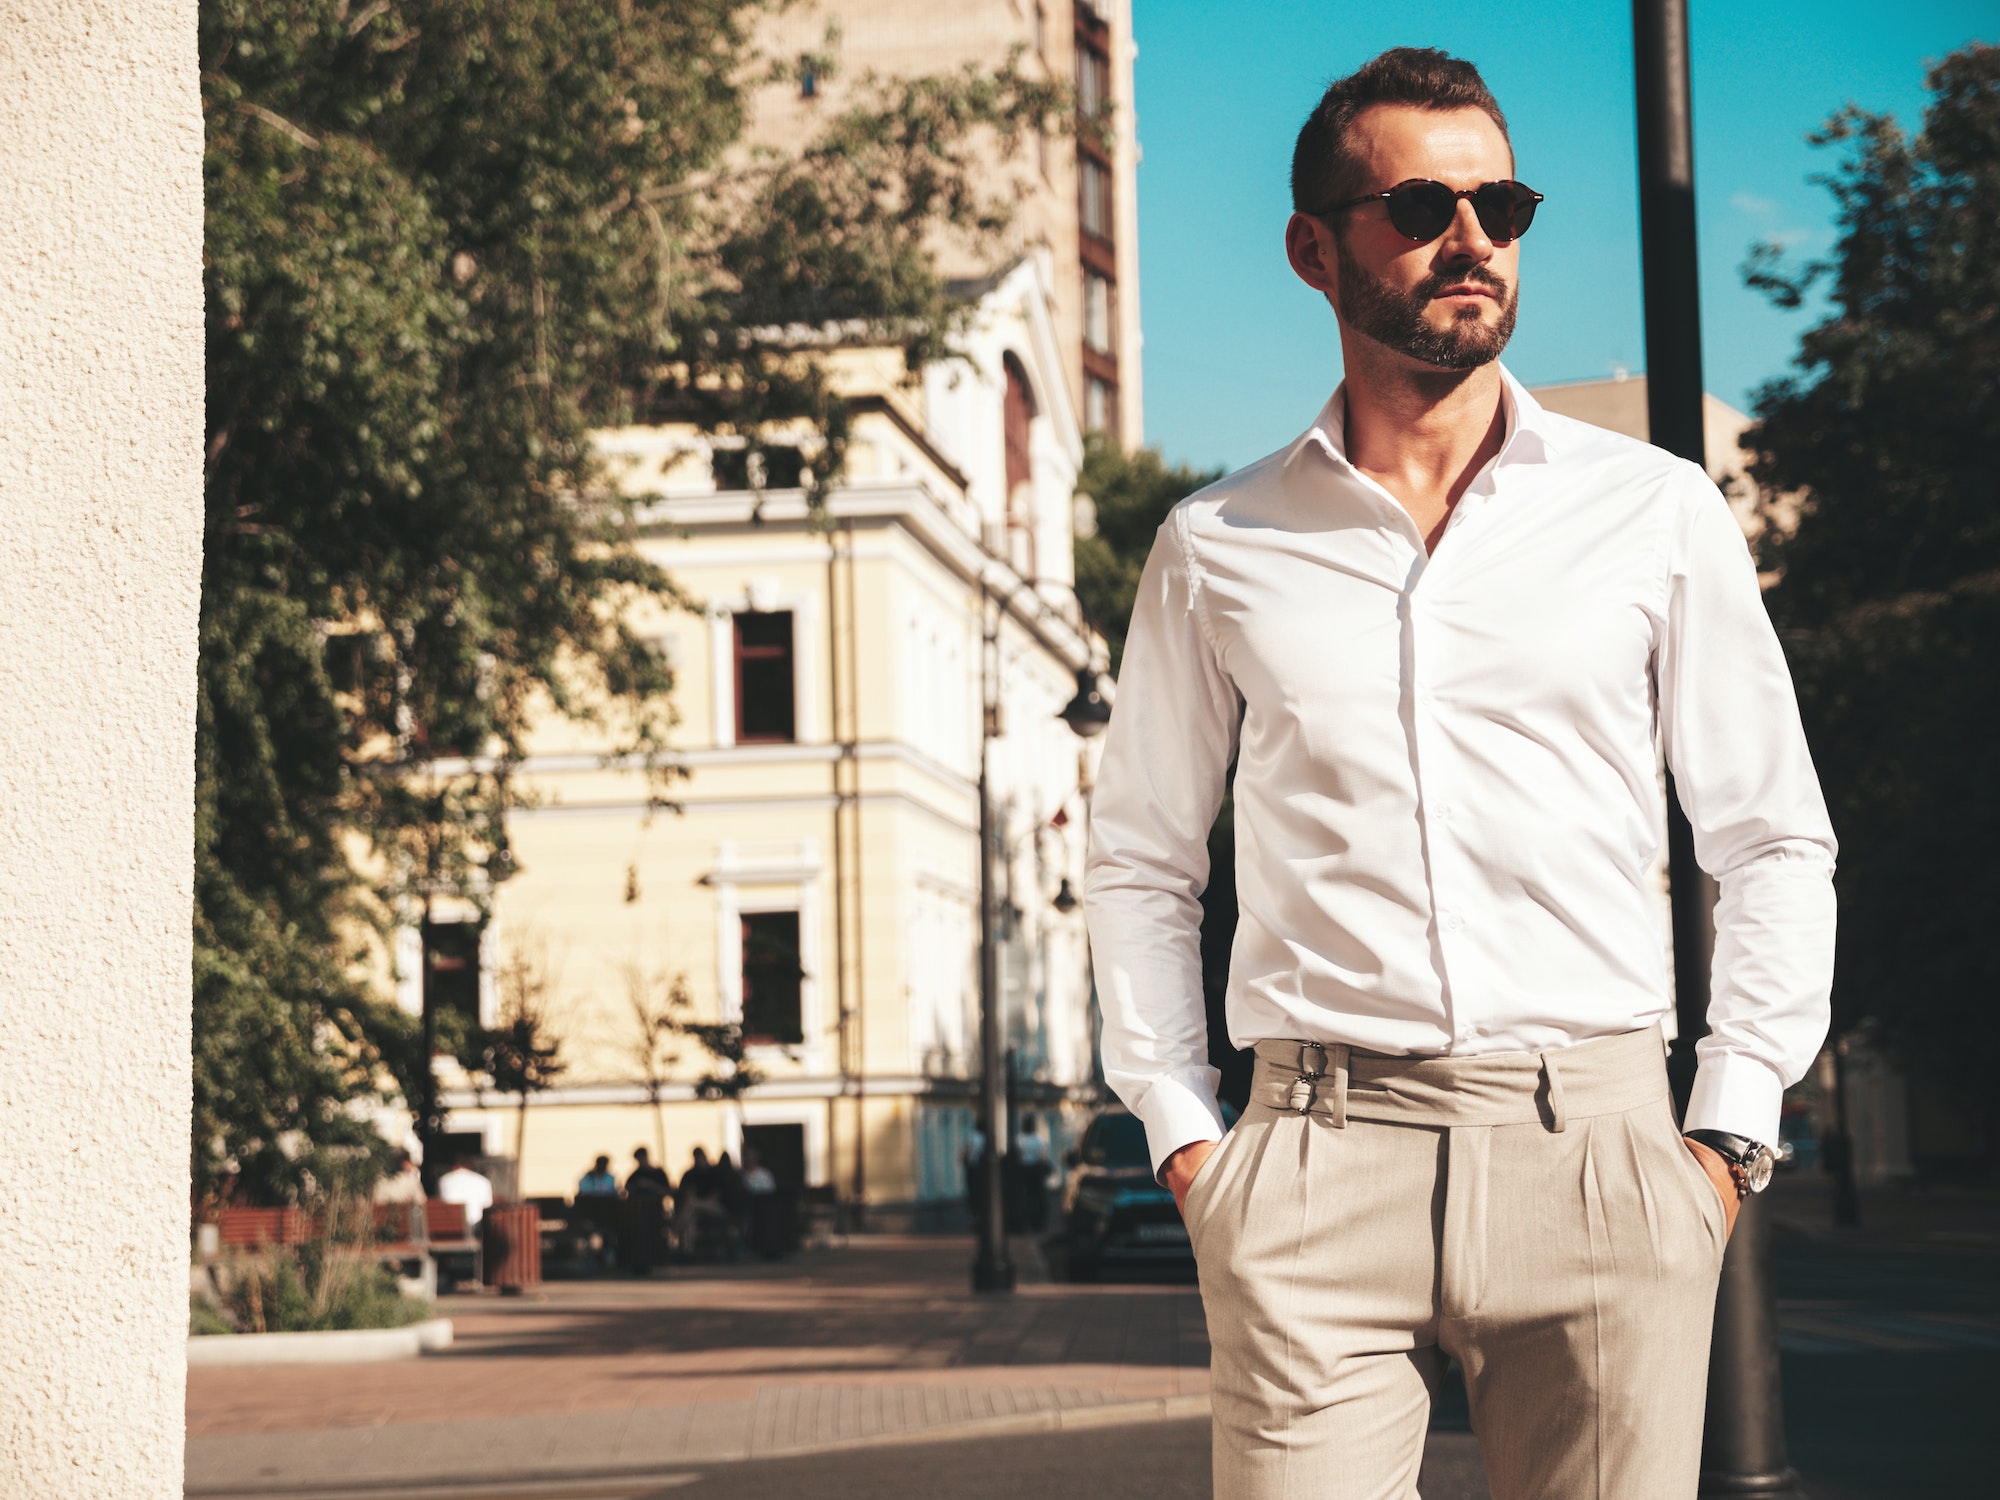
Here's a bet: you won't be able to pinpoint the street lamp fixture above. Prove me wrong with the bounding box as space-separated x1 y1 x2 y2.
1057 666 1112 739
1051 877 1080 916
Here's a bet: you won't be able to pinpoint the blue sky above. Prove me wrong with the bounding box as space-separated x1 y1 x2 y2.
1131 0 1995 472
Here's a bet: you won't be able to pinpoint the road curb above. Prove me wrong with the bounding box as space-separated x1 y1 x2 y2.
187 1317 454 1367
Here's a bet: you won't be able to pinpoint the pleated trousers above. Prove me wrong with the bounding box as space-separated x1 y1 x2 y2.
1186 1025 1726 1500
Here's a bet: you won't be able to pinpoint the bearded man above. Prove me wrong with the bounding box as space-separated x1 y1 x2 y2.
1084 47 1834 1500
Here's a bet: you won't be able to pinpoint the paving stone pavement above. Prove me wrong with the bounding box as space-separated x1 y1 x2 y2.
186 1235 1215 1496
193 1183 2000 1498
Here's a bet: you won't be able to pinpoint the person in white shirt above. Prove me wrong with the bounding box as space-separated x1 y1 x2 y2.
436 1158 493 1230
1084 47 1834 1500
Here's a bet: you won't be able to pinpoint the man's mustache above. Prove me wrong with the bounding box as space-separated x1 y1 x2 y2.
1417 265 1510 302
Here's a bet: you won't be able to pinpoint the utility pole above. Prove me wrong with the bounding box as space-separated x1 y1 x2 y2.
418 893 439 1198
969 577 1109 1294
1632 3 1804 1495
972 582 1015 1292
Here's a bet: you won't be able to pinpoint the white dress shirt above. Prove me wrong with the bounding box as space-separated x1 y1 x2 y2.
1085 369 1836 1178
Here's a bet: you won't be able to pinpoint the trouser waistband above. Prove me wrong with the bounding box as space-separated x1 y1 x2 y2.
1248 1024 1669 1131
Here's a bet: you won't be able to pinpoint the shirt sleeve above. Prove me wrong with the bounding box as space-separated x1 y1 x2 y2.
1084 509 1243 1180
1658 470 1838 1146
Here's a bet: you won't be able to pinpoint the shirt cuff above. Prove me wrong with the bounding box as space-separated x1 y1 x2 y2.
1132 1073 1227 1183
1683 1050 1786 1147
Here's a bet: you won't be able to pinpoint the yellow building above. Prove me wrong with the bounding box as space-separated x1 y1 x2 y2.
752 0 1145 444
426 257 1107 1221
409 4 1141 1221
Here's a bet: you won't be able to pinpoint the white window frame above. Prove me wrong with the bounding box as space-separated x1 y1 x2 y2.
706 583 821 748
710 841 825 1071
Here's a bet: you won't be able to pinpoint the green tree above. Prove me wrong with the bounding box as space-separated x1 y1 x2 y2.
1071 436 1241 1096
1743 44 2000 1158
621 960 691 1160
1072 435 1221 673
468 946 568 1167
198 0 1061 1201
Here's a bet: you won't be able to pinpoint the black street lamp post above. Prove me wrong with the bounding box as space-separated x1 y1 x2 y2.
1632 3 1806 1494
973 578 1107 1294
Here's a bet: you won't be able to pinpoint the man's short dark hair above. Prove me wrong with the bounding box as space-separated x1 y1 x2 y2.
1291 48 1510 216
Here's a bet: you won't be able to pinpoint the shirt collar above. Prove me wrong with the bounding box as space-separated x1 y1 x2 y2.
1290 363 1562 477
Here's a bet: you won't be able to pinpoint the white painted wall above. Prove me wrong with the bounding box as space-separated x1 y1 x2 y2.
0 4 201 1494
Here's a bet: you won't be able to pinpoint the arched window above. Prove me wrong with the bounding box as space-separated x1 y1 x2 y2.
1003 353 1037 576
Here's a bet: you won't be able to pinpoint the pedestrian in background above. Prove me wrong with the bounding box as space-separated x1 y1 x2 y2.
740 1149 780 1257
1085 47 1834 1500
1014 1112 1053 1233
623 1147 672 1274
573 1154 622 1275
673 1146 729 1258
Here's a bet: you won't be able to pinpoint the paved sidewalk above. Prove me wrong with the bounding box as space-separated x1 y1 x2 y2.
190 1187 2000 1498
186 1236 1214 1497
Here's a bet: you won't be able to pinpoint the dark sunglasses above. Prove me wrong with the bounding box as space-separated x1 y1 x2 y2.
1319 179 1544 244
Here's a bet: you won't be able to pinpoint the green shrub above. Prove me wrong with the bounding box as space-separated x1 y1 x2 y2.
189 1295 235 1338
193 1250 433 1335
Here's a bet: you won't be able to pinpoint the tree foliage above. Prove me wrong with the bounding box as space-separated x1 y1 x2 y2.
1072 435 1221 674
198 0 1062 1200
1069 437 1241 1096
1745 44 2000 1137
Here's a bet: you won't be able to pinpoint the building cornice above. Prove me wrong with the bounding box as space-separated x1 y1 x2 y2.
634 478 1095 673
440 1074 1105 1110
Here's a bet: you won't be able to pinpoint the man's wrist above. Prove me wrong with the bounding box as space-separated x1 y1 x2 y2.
1684 1128 1778 1197
1157 1135 1221 1188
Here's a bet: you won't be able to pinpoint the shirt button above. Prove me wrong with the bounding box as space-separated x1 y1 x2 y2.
1432 802 1452 821
1443 912 1465 932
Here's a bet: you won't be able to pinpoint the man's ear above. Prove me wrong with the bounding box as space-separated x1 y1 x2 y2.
1286 212 1340 308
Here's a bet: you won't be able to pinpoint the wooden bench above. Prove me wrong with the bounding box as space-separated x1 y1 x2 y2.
214 1207 308 1249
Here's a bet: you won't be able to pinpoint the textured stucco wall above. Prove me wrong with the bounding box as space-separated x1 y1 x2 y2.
0 3 201 1493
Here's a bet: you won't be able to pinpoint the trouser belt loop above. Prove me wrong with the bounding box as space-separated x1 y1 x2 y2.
1539 1052 1567 1133
1288 1048 1352 1128
1286 1042 1349 1127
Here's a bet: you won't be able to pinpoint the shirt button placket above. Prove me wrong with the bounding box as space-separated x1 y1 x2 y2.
1408 597 1466 1045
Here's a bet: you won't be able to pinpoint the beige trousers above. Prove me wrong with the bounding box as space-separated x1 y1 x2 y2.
1186 1026 1726 1500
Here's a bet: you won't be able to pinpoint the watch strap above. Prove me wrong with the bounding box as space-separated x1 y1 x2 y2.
1684 1129 1757 1163
1685 1128 1775 1197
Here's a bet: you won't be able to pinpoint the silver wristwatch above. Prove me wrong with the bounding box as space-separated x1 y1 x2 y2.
1684 1129 1778 1198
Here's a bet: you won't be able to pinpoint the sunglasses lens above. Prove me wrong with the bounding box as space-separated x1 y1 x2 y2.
1384 181 1458 241
1473 182 1540 241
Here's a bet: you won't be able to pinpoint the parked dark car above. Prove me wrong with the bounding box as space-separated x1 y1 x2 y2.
1055 1105 1233 1281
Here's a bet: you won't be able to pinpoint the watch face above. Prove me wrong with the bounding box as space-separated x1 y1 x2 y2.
1744 1146 1776 1195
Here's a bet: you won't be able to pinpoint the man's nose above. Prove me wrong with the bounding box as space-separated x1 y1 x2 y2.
1436 197 1495 262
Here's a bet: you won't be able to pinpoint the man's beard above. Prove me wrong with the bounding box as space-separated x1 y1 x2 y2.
1336 236 1518 371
